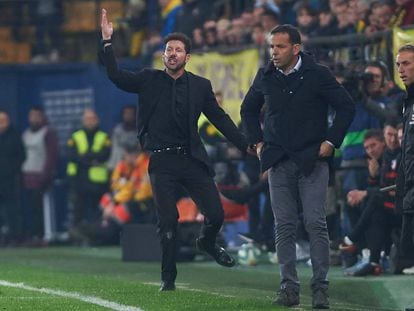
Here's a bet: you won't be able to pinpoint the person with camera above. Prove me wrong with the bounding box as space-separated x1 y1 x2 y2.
363 62 401 126
339 62 396 241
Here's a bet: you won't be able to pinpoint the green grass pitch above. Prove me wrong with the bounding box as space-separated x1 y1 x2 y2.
0 247 412 310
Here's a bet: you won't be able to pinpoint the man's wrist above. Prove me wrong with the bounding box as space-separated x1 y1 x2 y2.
324 140 335 148
101 38 112 45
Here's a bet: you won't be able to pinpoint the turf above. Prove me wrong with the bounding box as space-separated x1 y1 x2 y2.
0 247 411 310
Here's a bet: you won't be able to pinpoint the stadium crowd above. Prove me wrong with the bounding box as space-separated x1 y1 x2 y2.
1 0 414 280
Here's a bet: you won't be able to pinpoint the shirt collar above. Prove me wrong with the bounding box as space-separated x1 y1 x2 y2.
276 55 302 75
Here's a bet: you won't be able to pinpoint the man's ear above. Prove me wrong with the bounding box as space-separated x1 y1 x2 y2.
293 44 301 56
186 54 191 62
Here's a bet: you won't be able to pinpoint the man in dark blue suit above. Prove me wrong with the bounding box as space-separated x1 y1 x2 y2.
100 9 249 292
241 24 355 309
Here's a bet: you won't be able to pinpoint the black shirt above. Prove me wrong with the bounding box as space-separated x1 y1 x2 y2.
144 71 190 149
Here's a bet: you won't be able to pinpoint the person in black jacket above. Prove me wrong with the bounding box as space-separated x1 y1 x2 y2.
100 9 249 291
341 124 401 276
241 24 355 309
396 44 414 257
0 110 26 245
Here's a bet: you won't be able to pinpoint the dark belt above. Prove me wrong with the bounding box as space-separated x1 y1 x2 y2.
151 146 189 155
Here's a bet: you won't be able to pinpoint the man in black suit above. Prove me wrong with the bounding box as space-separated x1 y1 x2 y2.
100 9 249 291
241 24 355 309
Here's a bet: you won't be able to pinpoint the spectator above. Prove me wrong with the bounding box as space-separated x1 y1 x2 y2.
124 0 147 57
363 61 396 125
390 0 414 27
312 6 339 37
339 62 392 239
295 4 318 42
71 145 154 246
192 27 204 50
350 0 371 33
261 8 280 33
226 17 248 46
216 18 231 46
342 123 401 276
175 0 212 37
107 105 137 171
66 109 111 231
203 20 218 48
330 0 355 34
254 0 280 18
159 0 183 37
365 1 395 35
0 110 25 245
21 106 58 245
31 0 63 63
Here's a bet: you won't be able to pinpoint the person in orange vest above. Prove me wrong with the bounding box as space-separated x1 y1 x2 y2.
100 144 154 226
71 145 154 245
67 109 111 231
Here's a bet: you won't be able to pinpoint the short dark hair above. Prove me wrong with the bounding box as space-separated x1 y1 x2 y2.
383 118 400 129
270 24 301 45
262 8 280 22
364 129 384 142
164 32 192 54
29 105 44 113
365 60 390 84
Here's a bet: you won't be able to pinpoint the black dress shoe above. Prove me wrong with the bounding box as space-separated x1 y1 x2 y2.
159 281 176 291
196 238 236 267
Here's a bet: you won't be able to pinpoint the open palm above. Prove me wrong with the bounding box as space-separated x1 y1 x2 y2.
101 9 113 40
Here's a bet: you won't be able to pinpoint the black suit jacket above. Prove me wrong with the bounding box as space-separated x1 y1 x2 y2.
99 46 248 176
241 52 355 175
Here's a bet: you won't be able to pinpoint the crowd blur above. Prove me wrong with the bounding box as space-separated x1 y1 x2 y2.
1 0 414 276
1 0 414 64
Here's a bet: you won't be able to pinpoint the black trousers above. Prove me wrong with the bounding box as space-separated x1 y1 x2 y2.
349 192 401 263
149 153 224 282
22 187 45 239
401 213 414 256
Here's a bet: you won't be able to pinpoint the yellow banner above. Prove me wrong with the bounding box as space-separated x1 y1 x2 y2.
154 49 259 124
393 27 414 89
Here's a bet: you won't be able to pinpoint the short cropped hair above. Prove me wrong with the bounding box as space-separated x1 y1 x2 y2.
398 43 414 54
364 129 384 142
164 32 192 54
270 24 301 45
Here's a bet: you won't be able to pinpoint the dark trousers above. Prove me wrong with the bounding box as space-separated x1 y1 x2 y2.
0 179 22 242
71 189 104 227
22 188 45 239
243 155 274 246
149 153 224 282
401 213 414 256
349 192 401 262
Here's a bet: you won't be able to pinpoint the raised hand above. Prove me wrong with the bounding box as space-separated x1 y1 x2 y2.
101 8 113 40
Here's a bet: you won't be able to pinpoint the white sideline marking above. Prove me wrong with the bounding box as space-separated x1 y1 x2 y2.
0 280 143 311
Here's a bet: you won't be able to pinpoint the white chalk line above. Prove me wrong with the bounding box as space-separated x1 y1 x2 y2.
0 280 143 311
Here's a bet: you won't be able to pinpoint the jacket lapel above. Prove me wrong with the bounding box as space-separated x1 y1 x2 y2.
187 72 197 143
